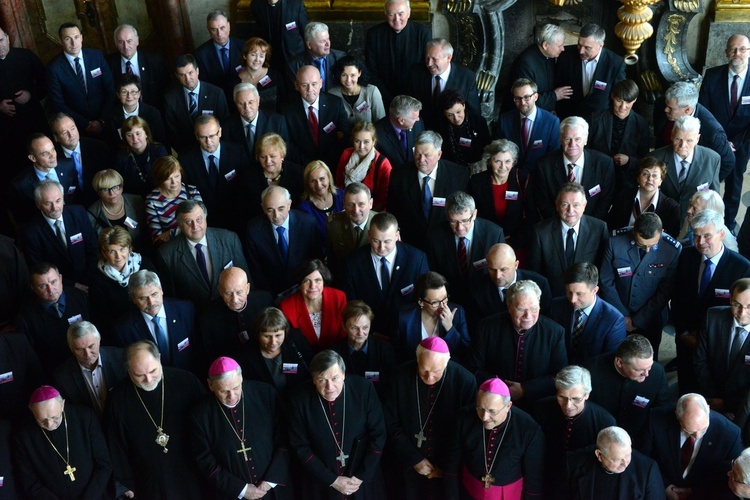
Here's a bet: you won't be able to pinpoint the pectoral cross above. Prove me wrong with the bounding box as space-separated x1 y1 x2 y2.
414 430 426 448
64 464 77 482
337 449 349 468
237 443 252 462
482 472 494 489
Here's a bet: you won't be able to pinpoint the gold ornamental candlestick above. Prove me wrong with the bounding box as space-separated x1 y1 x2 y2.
615 0 659 65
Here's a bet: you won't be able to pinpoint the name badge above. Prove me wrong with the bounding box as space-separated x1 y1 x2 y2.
697 183 709 192
0 371 13 384
223 260 234 270
67 314 83 325
202 110 214 116
285 21 298 31
178 337 190 351
259 75 272 87
0 475 4 487
594 80 607 91
69 232 83 245
742 96 750 105
124 216 138 229
90 67 102 78
224 169 237 181
365 371 380 382
745 355 750 365
234 65 243 75
473 258 488 270
283 363 299 374
505 191 519 200
532 139 543 149
67 185 77 195
632 395 650 408
323 122 336 134
355 101 370 113
459 137 472 147
617 266 632 277
716 288 731 298
117 128 122 140
588 184 602 197
238 330 249 343
401 284 415 296
432 197 446 207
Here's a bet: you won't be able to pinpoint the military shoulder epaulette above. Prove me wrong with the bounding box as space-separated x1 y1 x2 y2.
662 232 681 248
612 226 632 237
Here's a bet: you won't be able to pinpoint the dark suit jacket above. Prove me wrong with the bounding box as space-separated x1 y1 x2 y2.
280 93 350 169
671 247 750 334
406 61 481 127
587 108 649 189
163 81 229 153
641 406 741 495
107 101 167 147
0 333 45 423
46 48 115 129
58 136 112 206
244 210 322 296
649 144 721 220
285 49 346 93
607 188 681 237
236 329 313 396
178 142 250 232
566 446 665 500
113 298 196 372
157 228 250 305
106 50 169 110
374 116 425 167
653 101 735 181
342 241 429 337
387 160 470 250
18 205 98 285
250 0 308 65
509 43 559 112
333 336 396 397
466 167 531 245
549 296 626 365
468 268 552 324
497 107 561 172
53 346 127 409
695 306 750 412
396 302 470 362
533 148 615 221
528 215 609 297
193 37 244 101
220 110 290 160
242 161 305 218
555 47 626 121
699 64 750 141
326 210 377 285
7 161 80 226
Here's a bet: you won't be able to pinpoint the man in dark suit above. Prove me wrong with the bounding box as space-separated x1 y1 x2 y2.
164 54 229 154
533 116 615 221
468 243 552 325
497 77 560 172
46 23 114 138
0 332 44 424
567 426 664 499
342 212 429 338
327 182 378 283
549 262 626 365
53 321 126 417
156 200 249 307
193 11 243 102
407 38 480 128
699 35 750 233
51 113 110 206
508 23 571 112
113 270 197 373
374 95 424 167
694 278 750 420
18 180 98 288
426 191 504 306
249 0 308 73
244 185 322 297
221 82 289 161
365 0 431 105
286 22 346 93
106 24 169 111
554 23 626 121
388 130 470 251
6 133 79 227
599 212 682 359
672 209 750 393
280 64 349 169
178 115 249 232
528 183 609 297
641 394 742 499
650 115 722 221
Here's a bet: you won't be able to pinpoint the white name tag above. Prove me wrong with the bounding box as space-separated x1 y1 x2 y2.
365 371 380 381
588 184 602 197
224 169 237 181
459 137 472 147
594 80 607 91
323 122 336 134
355 100 370 113
0 475 4 486
531 139 543 149
0 371 13 384
235 64 243 73
285 21 298 31
67 314 83 325
259 75 272 87
742 96 750 105
69 232 83 245
617 266 632 277
505 191 519 200
202 110 214 116
401 284 415 296
90 67 102 78
632 395 650 407
745 355 750 365
473 258 488 270
223 260 234 270
124 217 138 229
697 183 709 192
283 363 298 374
432 197 446 207
67 185 77 195
716 288 731 298
178 337 190 351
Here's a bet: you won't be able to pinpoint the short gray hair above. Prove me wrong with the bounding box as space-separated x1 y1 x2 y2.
665 81 699 109
560 116 589 138
114 24 138 42
555 365 592 393
343 182 372 198
34 180 64 206
506 280 542 307
675 393 709 420
597 426 631 452
690 208 726 234
128 270 162 297
305 22 329 43
208 365 243 383
734 448 750 484
206 10 228 23
414 130 443 151
673 115 701 135
445 191 476 215
233 82 259 100
261 185 291 204
482 139 519 166
177 199 208 218
536 24 565 46
690 189 725 215
426 38 454 57
385 0 410 13
310 349 346 375
390 95 422 119
67 321 100 346
415 344 451 363
124 340 161 371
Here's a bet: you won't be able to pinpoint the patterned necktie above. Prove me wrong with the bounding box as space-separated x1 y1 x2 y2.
422 176 432 219
679 160 689 187
567 163 576 183
74 57 86 93
457 237 469 279
208 155 219 192
125 60 134 75
276 226 288 259
308 106 319 146
195 243 210 285
72 151 83 188
522 117 531 151
572 309 585 352
565 228 575 267
151 316 170 363
189 91 198 118
731 74 740 117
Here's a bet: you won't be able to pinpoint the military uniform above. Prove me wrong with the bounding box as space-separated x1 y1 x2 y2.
598 227 681 357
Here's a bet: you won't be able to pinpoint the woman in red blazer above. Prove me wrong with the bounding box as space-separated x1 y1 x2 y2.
336 121 392 212
279 259 347 351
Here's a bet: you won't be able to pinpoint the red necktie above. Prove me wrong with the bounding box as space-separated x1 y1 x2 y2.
457 237 468 279
308 105 319 147
567 163 576 182
522 117 531 151
680 436 695 473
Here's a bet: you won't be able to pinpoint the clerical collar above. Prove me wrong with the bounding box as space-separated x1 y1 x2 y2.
231 301 248 314
221 395 242 409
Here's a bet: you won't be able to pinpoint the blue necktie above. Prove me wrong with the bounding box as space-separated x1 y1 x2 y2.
208 155 219 192
422 176 432 219
399 130 407 155
699 259 714 296
315 58 326 91
74 57 86 93
220 47 229 73
195 243 210 285
189 91 198 118
277 226 288 260
151 316 170 363
71 151 83 189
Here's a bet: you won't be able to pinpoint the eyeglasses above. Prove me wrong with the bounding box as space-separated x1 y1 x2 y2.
118 89 141 96
731 302 750 312
639 172 661 179
447 216 473 226
99 184 122 193
421 296 449 307
513 93 536 103
727 47 750 55
197 132 220 141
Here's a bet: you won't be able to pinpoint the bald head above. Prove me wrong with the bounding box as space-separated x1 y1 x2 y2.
486 243 519 288
218 267 251 312
676 393 710 440
295 65 322 104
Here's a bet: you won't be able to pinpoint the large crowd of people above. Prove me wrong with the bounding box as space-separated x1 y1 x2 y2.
4 0 750 498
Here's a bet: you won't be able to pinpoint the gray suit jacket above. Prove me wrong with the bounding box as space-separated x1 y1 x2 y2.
156 228 249 305
650 144 721 220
